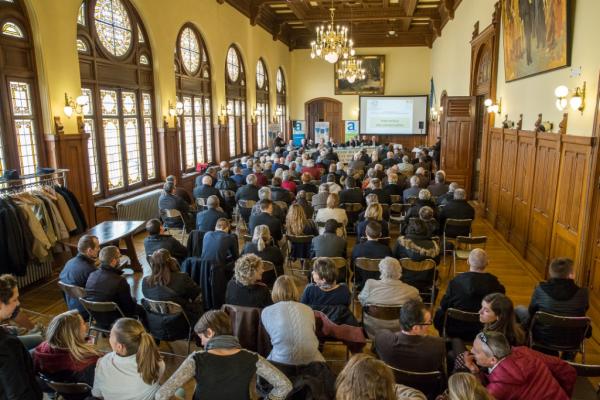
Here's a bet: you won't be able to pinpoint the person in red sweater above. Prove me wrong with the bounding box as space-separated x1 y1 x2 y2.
301 160 322 180
33 310 101 385
463 331 576 400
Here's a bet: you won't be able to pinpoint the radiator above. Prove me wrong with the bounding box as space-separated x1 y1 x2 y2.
116 188 162 222
17 259 54 288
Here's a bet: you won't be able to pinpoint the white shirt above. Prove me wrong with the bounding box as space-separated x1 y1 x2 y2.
92 352 165 400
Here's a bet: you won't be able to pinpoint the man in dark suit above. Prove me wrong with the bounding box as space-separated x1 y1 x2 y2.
311 219 347 258
195 166 218 187
270 176 293 204
339 177 365 205
433 249 505 342
194 175 230 215
58 235 99 315
159 181 194 230
195 196 228 233
235 174 260 202
351 222 392 289
364 178 391 205
248 199 283 244
297 172 318 194
231 166 246 187
438 188 475 237
85 246 143 327
383 173 405 199
381 151 398 169
241 159 254 177
437 182 459 206
427 171 450 197
143 219 187 264
320 164 339 184
201 218 239 268
402 176 421 203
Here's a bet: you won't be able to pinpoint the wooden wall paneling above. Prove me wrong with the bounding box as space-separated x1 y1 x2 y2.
214 124 229 163
508 130 536 254
550 135 594 281
246 122 256 155
484 128 504 226
371 134 428 149
158 120 181 180
525 132 561 275
440 96 477 193
495 129 518 238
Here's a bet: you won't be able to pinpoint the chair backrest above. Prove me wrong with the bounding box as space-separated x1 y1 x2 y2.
163 208 183 219
407 196 417 205
399 258 436 272
343 202 363 213
58 281 86 300
141 298 184 316
444 218 473 233
387 365 444 400
261 260 276 274
566 361 600 377
38 374 92 395
389 194 401 203
529 311 591 352
79 298 124 314
287 234 315 244
196 198 207 208
78 298 125 331
328 257 347 271
220 189 235 199
380 203 390 215
354 257 382 272
456 236 487 248
238 199 256 209
390 203 409 215
274 201 288 211
305 192 314 202
364 304 402 320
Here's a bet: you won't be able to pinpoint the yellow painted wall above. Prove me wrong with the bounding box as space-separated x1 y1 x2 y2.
22 0 292 134
430 0 600 136
289 47 431 121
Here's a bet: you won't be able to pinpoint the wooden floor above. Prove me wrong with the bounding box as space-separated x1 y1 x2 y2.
17 214 600 398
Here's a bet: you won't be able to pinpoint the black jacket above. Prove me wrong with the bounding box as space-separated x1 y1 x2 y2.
438 199 475 237
383 184 404 198
402 186 421 203
235 184 260 202
271 186 293 204
364 188 391 205
158 192 191 228
195 208 228 232
427 182 449 197
200 230 238 266
311 233 347 258
241 242 284 285
339 188 365 206
249 212 283 243
0 197 34 275
225 279 273 309
193 184 222 202
143 234 187 264
0 327 42 400
142 271 202 323
59 254 97 314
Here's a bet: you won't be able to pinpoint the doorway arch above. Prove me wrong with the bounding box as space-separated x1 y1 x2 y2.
304 97 342 143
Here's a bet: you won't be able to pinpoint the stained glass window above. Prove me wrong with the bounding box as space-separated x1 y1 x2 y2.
137 24 144 43
142 92 155 179
0 135 5 176
276 68 284 93
180 27 200 74
276 67 286 138
77 38 88 53
139 54 149 65
103 119 124 189
82 87 100 194
178 95 207 170
2 22 24 38
101 89 118 116
256 60 270 150
121 91 137 115
204 98 212 163
124 118 141 184
9 81 37 176
256 60 265 89
94 0 132 57
78 3 86 25
226 46 240 82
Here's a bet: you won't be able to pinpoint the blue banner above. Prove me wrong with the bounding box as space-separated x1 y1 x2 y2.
292 120 305 146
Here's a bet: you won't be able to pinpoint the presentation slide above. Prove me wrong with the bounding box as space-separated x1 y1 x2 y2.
359 95 428 135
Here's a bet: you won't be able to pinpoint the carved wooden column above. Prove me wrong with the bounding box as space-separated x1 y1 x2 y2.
44 116 95 225
158 118 181 180
246 121 257 155
213 123 229 163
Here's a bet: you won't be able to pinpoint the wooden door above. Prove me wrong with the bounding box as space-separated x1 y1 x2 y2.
305 98 342 143
496 130 517 238
485 128 503 226
440 96 477 195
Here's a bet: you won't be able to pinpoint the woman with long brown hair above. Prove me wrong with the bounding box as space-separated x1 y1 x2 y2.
479 292 526 346
92 318 164 400
33 310 100 385
286 203 318 259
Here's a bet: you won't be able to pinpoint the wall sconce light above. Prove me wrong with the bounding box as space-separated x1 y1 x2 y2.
569 81 586 114
430 107 439 121
63 92 89 118
554 85 569 111
484 97 501 114
218 105 227 125
168 100 184 117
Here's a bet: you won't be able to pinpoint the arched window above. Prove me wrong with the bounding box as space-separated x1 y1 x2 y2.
225 45 246 158
276 67 286 139
0 0 44 177
255 58 269 150
78 0 156 197
175 23 212 172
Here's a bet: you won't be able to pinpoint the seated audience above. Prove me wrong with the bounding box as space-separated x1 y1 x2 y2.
215 169 237 192
142 249 202 325
231 166 246 186
156 310 292 400
159 181 194 230
241 225 284 284
201 218 239 268
356 203 389 240
297 172 318 194
300 258 353 324
339 177 365 206
253 165 268 187
262 276 325 365
195 195 228 232
325 173 342 194
84 246 143 326
294 190 314 219
398 155 415 177
286 204 318 259
271 176 293 204
33 310 100 385
437 182 459 206
281 170 297 193
439 372 494 400
166 175 193 205
463 331 576 400
311 219 347 258
364 178 391 205
405 189 437 222
383 173 404 198
311 183 330 209
402 175 421 203
374 299 445 373
59 235 100 315
351 222 393 289
479 292 526 346
249 199 283 244
225 254 272 309
251 186 286 223
301 159 322 180
336 353 427 400
194 175 230 215
434 249 505 342
438 188 475 237
321 164 338 183
143 219 187 264
419 206 440 235
0 274 43 400
358 193 390 221
358 257 421 338
315 193 348 237
427 171 449 197
235 174 260 202
92 318 164 400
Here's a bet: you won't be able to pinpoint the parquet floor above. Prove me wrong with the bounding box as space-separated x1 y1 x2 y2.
17 214 600 399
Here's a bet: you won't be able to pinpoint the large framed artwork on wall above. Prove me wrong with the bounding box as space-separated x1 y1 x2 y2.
335 55 385 95
502 0 570 82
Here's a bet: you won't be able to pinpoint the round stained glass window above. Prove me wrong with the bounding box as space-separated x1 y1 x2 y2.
94 0 133 57
180 27 200 74
256 60 265 89
276 68 284 93
226 47 240 82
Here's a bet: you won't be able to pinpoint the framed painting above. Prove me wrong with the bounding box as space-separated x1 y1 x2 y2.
502 0 570 82
335 55 385 95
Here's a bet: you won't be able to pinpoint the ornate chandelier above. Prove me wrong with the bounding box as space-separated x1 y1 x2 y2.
310 7 355 64
337 56 366 83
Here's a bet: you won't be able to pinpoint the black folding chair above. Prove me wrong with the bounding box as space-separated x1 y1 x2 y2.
452 235 487 276
442 218 473 265
38 373 92 400
142 298 194 354
529 311 591 362
78 298 125 337
387 365 445 400
286 234 315 278
442 307 481 344
399 258 437 308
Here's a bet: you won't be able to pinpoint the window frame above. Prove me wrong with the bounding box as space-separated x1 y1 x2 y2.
255 58 269 150
276 67 287 139
225 44 247 158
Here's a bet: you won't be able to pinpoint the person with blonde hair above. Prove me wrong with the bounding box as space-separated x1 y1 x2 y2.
357 203 389 239
241 224 284 284
336 353 426 400
315 193 348 237
92 318 164 400
225 254 272 309
261 276 324 365
440 372 494 400
33 310 100 385
286 203 318 259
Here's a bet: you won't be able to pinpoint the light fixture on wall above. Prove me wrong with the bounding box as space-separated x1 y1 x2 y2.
430 107 439 121
484 97 501 114
218 105 227 125
554 82 586 114
168 100 182 117
175 101 184 116
554 85 569 111
63 92 89 118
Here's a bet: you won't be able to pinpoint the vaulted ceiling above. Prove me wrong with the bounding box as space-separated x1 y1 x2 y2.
217 0 463 49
